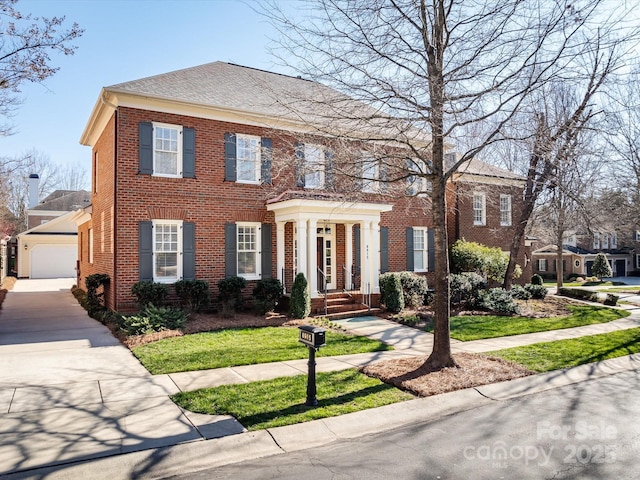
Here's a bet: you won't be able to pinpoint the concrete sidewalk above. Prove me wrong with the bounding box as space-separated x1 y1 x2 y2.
2 278 640 478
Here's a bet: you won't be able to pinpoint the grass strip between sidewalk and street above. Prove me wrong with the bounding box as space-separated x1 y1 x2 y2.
171 368 414 430
133 327 391 375
425 305 630 342
489 326 640 372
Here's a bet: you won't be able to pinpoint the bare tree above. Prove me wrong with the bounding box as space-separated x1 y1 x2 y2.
0 0 83 135
263 0 636 370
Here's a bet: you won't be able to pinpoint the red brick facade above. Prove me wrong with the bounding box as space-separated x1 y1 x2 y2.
79 106 529 311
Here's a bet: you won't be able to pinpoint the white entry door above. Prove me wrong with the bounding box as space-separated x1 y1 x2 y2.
316 224 336 290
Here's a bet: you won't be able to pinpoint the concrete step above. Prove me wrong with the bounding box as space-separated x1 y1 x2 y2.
319 308 382 321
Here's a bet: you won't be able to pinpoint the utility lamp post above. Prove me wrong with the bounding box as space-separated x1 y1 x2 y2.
298 325 326 406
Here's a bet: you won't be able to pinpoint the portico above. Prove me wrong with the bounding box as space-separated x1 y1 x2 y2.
266 197 392 298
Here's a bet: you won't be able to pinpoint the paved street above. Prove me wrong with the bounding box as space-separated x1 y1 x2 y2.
170 369 640 480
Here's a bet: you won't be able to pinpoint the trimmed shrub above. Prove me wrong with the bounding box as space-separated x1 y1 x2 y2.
120 304 187 336
450 239 522 282
531 274 544 286
253 278 284 314
524 283 548 300
85 273 110 319
449 272 486 306
217 276 247 316
557 287 599 302
175 280 210 313
604 294 619 306
290 273 311 319
383 274 404 313
397 271 429 308
478 288 520 315
131 281 169 309
592 253 613 279
509 284 531 300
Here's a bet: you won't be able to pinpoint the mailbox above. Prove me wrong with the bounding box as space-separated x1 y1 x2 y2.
298 325 326 349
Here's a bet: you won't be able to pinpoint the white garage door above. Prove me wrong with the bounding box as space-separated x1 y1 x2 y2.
30 245 77 279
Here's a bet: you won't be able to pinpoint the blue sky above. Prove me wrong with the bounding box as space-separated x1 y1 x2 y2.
2 0 292 177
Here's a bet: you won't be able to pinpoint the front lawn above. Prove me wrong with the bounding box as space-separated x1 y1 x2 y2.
133 326 391 374
489 327 640 372
424 305 629 341
172 368 413 430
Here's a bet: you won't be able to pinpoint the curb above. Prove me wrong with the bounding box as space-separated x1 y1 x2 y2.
8 352 640 480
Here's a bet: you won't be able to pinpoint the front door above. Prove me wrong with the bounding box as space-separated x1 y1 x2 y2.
316 224 336 290
615 259 626 277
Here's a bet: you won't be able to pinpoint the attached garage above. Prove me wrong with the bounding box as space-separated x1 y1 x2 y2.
17 211 79 279
30 245 77 278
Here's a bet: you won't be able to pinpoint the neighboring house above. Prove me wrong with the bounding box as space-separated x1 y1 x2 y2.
17 210 82 279
27 189 91 229
532 228 636 279
78 61 530 312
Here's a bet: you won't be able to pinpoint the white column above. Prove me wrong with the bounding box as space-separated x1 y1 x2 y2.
371 221 381 294
345 223 353 290
307 219 318 297
296 219 307 287
276 222 286 293
361 221 371 294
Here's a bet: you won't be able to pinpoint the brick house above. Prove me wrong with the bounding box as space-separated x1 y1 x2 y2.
77 62 530 312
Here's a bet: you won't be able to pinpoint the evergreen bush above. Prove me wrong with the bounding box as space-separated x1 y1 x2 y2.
531 274 544 286
175 279 210 313
131 281 169 308
592 253 613 279
120 304 187 336
478 288 520 315
253 278 284 314
217 276 247 316
290 273 311 319
524 283 548 299
383 274 404 313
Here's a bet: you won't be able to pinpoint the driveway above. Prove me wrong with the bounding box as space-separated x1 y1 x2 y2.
0 278 207 475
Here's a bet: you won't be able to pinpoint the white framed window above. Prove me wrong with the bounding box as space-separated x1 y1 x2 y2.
500 194 512 226
473 193 486 226
610 232 617 249
153 220 182 283
538 258 547 272
236 134 261 183
406 158 431 196
304 144 325 189
635 230 640 242
565 234 577 247
153 122 182 177
362 158 379 193
593 232 600 250
237 222 261 280
636 254 640 269
602 233 610 249
413 227 429 272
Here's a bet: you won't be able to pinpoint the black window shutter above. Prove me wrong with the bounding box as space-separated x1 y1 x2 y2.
183 128 196 178
406 227 414 271
225 223 237 277
224 133 237 182
261 137 272 185
325 149 335 189
428 228 435 272
183 222 195 280
139 122 153 175
380 226 389 274
261 223 272 278
139 221 153 281
354 225 361 276
295 143 305 187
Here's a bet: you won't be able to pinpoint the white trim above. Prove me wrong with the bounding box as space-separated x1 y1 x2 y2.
303 143 325 189
235 133 262 184
473 192 486 226
152 122 183 178
152 219 183 283
412 227 429 272
237 221 261 280
500 194 512 226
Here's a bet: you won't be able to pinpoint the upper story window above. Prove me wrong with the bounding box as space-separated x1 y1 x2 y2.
153 220 182 283
593 232 600 249
635 230 640 242
236 134 261 184
362 158 379 193
304 144 325 189
500 194 512 226
565 234 577 247
602 233 610 249
473 193 486 226
406 158 431 196
237 222 261 280
610 232 617 249
153 123 183 177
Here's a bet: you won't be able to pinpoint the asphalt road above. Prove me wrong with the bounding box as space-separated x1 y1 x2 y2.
166 369 640 480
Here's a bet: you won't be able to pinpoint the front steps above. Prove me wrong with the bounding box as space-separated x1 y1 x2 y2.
311 292 381 320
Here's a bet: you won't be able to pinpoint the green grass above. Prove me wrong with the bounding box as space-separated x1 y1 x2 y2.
171 368 413 430
133 327 391 374
597 287 640 293
424 306 629 342
489 327 640 372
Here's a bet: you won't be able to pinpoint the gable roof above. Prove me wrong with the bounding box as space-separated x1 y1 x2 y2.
31 190 91 212
81 62 426 147
456 157 524 181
